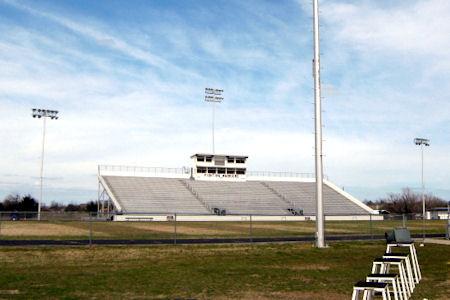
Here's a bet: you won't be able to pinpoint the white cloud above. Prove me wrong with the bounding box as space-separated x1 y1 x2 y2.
322 0 450 59
0 0 449 203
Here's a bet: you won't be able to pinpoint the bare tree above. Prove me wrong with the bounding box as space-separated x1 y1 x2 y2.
366 188 447 214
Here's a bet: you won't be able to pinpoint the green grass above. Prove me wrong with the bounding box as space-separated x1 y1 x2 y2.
0 219 446 240
0 242 448 299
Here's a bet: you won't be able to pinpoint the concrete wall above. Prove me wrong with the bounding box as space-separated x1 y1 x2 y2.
113 214 384 222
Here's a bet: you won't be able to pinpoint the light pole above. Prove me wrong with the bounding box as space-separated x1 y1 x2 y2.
204 88 223 155
32 108 59 221
312 0 325 248
414 137 430 245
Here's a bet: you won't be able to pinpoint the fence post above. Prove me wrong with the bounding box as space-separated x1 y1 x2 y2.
89 213 93 248
447 201 450 240
402 213 406 228
0 212 2 240
369 214 373 240
249 215 253 243
174 213 177 245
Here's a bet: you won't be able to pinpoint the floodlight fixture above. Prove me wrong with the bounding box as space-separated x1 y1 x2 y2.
205 88 223 96
204 88 224 154
414 138 430 146
31 108 60 221
204 88 224 103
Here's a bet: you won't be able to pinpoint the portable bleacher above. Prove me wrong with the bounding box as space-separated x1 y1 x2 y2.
97 153 377 220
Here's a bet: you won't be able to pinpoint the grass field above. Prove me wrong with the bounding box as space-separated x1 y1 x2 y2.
0 241 448 299
0 219 446 240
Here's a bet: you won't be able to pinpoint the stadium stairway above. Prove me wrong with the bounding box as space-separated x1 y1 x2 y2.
178 179 214 214
259 181 301 214
184 180 289 215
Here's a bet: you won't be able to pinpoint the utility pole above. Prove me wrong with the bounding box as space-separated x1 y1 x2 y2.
313 0 325 248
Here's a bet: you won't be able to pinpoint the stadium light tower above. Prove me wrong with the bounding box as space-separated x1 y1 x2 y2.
204 88 224 155
32 108 59 221
312 0 325 248
414 137 430 245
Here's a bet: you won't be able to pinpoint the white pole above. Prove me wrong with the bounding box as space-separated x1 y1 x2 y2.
212 101 215 155
39 116 47 221
421 143 425 243
313 0 325 248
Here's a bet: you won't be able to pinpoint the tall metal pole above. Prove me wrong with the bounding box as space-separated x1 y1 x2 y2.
421 143 425 243
414 137 429 245
32 108 59 221
313 0 325 248
212 101 216 155
205 88 223 155
38 116 47 221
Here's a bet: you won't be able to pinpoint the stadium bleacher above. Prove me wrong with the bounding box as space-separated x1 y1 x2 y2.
102 176 210 214
262 181 368 215
101 175 370 216
186 180 288 215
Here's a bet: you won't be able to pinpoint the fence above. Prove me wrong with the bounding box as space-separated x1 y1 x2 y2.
0 212 448 246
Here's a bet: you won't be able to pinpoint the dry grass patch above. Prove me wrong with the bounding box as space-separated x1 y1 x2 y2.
126 222 241 235
279 263 332 271
237 223 356 234
0 289 20 295
215 290 347 300
0 222 89 237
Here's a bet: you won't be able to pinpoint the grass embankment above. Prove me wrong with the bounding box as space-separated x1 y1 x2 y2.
0 242 448 299
0 219 446 240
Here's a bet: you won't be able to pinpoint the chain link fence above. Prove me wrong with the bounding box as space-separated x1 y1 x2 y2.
0 211 448 245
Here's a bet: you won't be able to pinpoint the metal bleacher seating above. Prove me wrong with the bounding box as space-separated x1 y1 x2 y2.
101 175 372 216
102 176 210 214
262 181 369 215
185 180 288 215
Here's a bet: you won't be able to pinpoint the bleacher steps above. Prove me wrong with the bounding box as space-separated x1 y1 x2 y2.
178 179 213 213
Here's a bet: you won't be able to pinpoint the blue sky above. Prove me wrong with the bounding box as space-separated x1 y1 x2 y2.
0 0 449 204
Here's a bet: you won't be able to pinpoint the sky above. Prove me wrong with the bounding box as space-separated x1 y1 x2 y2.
0 0 449 204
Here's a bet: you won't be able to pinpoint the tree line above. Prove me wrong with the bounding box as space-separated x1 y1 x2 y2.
0 194 97 212
365 188 447 214
1 188 446 215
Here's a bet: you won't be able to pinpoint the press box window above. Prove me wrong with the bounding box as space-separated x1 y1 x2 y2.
197 167 206 173
226 168 236 174
236 168 246 175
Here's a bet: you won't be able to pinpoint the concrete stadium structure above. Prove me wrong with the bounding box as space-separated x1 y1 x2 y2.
97 154 379 221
